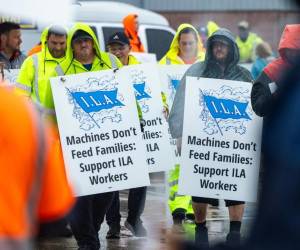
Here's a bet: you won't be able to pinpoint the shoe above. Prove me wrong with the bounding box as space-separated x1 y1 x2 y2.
106 225 121 239
195 224 209 249
172 209 186 225
124 220 147 237
38 225 73 238
78 244 100 250
186 213 195 221
185 213 195 224
226 231 241 248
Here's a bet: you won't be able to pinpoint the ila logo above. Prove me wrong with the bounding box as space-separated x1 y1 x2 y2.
200 86 252 136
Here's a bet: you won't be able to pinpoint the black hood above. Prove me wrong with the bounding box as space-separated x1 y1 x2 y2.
205 28 240 68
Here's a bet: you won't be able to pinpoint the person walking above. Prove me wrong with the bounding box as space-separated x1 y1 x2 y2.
53 23 122 250
169 28 252 248
159 23 205 226
0 86 74 249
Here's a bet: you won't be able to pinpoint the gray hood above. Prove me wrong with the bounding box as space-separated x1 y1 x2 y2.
204 28 240 72
168 28 252 140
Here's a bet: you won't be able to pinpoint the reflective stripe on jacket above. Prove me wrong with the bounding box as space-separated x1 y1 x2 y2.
0 88 74 248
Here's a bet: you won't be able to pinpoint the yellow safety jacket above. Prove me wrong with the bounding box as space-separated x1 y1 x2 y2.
207 21 219 37
54 23 122 76
16 27 67 115
159 23 205 65
236 32 263 63
128 54 140 65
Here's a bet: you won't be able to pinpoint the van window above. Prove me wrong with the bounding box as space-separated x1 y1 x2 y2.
102 27 124 51
90 26 98 40
145 28 174 60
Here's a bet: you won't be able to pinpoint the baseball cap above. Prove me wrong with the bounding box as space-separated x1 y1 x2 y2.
72 30 93 42
238 21 249 29
107 32 130 46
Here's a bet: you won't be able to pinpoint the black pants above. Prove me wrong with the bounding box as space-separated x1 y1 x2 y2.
38 217 69 237
69 192 114 250
106 186 147 226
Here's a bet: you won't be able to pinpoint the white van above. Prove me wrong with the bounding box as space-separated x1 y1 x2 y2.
21 1 175 60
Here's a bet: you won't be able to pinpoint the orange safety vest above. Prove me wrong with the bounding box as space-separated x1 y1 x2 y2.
0 87 74 249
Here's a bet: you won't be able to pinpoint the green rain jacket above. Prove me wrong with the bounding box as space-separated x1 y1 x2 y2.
16 26 67 114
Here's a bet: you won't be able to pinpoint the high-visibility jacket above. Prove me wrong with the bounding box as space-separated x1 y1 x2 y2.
159 25 197 215
16 27 67 116
236 32 263 63
207 21 219 37
123 14 145 52
54 23 122 78
127 54 140 65
0 87 74 249
159 23 205 65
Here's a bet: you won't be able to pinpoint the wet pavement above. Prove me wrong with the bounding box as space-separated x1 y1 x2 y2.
36 173 257 250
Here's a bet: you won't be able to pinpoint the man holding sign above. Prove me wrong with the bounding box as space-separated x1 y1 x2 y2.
52 23 122 250
169 29 252 247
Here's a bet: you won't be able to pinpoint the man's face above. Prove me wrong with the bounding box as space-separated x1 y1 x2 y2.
238 28 249 41
47 34 67 58
212 41 229 62
72 38 94 61
179 33 198 57
108 43 130 63
2 29 22 51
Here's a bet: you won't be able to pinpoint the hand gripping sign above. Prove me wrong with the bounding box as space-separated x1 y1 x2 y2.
178 77 263 202
50 70 150 196
123 63 175 172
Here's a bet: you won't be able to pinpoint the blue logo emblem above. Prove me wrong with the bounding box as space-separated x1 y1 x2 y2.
167 74 183 106
200 86 252 136
203 95 251 120
67 76 125 131
133 82 151 101
130 69 151 113
71 89 124 113
171 79 180 90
